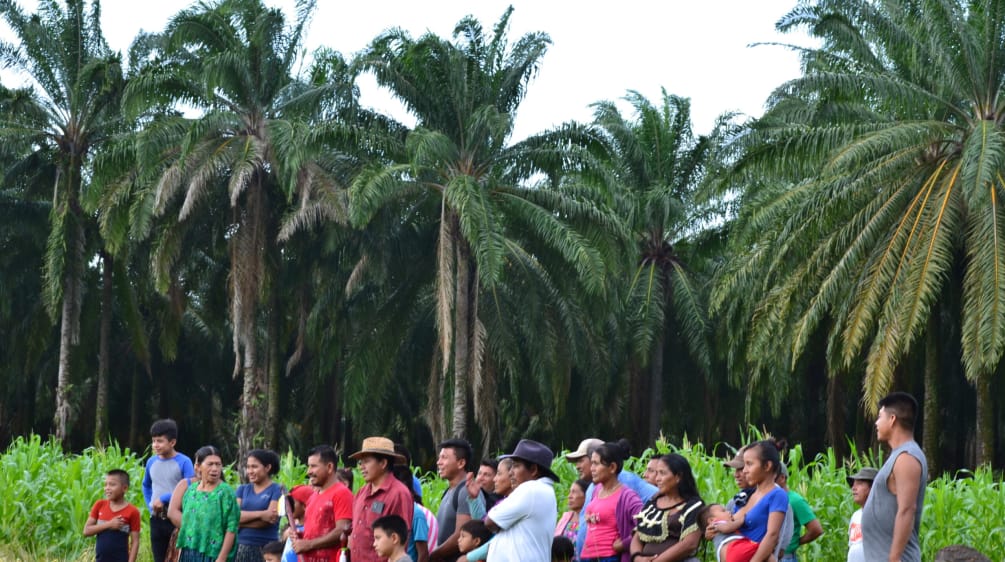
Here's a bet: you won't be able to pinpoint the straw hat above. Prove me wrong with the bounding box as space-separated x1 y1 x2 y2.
349 437 406 464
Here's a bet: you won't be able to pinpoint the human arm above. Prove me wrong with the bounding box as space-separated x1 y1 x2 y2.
167 478 189 528
750 511 785 562
888 454 922 562
646 529 702 562
238 499 280 528
128 530 140 562
415 540 430 562
430 512 471 559
215 530 236 562
462 540 490 561
799 518 823 546
465 473 486 520
292 519 350 553
83 514 125 536
142 460 154 512
613 489 643 554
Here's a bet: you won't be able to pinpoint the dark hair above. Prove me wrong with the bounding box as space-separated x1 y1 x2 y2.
247 449 280 476
262 540 285 555
194 445 222 465
438 438 474 471
107 469 130 487
480 458 499 472
150 419 178 440
308 445 337 467
657 454 701 502
879 391 918 431
593 439 631 474
746 440 782 478
696 503 724 530
460 519 494 544
394 444 412 467
572 478 591 494
552 536 575 561
336 467 355 490
372 514 408 544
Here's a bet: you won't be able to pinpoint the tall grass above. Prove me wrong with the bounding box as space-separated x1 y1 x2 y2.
0 435 994 561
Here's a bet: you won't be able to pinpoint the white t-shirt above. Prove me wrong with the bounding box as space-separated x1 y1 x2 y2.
486 477 557 562
848 508 864 562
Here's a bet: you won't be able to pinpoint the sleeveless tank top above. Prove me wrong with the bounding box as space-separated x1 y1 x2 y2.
861 439 927 562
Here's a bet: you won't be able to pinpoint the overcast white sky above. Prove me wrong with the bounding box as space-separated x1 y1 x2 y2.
5 0 813 138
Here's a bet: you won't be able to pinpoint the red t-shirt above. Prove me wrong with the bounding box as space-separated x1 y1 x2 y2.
303 482 353 561
89 499 141 560
349 476 414 562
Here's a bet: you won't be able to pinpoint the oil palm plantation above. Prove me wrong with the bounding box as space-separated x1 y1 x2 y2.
591 91 722 442
0 0 125 441
123 0 364 455
715 0 1005 463
353 8 625 442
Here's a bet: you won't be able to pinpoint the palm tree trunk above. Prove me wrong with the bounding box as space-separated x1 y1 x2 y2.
53 214 83 444
826 369 845 460
923 315 939 474
267 291 280 448
95 251 113 445
647 327 665 443
975 371 993 466
450 235 472 438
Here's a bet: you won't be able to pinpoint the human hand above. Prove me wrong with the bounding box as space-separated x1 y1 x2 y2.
292 538 312 554
704 523 718 540
465 471 480 499
151 498 164 513
109 515 127 530
263 507 279 524
613 537 623 552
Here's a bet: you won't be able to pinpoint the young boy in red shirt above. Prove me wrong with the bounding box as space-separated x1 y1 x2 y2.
84 469 141 562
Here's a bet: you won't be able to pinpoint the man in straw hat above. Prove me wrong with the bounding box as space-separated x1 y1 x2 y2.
349 437 414 562
485 439 559 562
846 466 877 562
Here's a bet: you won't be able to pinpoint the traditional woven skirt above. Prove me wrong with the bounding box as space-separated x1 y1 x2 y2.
233 544 265 562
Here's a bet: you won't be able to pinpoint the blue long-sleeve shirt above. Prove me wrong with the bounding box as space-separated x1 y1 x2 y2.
141 452 195 515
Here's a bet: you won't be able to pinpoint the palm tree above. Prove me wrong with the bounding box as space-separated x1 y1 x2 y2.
124 0 360 456
0 0 125 441
591 91 722 442
714 0 1005 464
353 8 625 442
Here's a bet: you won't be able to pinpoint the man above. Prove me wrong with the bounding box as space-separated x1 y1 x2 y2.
777 464 823 561
475 459 500 510
723 450 752 512
293 445 353 562
429 438 483 562
642 456 659 486
862 392 928 562
565 437 656 556
350 437 415 562
485 439 559 562
846 466 877 562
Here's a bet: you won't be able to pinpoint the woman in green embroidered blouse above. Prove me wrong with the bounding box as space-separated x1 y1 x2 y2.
176 446 240 562
629 454 703 562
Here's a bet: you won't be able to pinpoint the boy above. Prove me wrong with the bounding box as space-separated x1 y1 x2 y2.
141 418 195 562
456 519 493 561
373 514 412 562
281 485 314 562
83 469 141 562
262 540 286 562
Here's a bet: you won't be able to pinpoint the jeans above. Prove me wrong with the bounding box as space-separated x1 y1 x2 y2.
150 515 175 562
781 554 798 562
581 557 620 562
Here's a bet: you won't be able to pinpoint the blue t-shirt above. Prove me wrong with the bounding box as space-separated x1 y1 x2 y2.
407 502 430 560
236 482 283 546
142 453 195 515
738 485 789 543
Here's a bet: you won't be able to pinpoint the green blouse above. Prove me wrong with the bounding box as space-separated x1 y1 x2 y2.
177 481 240 561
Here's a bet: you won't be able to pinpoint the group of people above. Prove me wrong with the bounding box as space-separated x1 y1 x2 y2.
83 392 928 562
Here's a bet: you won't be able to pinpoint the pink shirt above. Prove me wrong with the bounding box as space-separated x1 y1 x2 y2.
580 487 624 557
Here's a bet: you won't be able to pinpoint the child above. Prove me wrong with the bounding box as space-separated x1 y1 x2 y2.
457 519 493 561
141 419 195 562
262 540 285 562
372 514 412 562
280 485 314 562
83 469 141 562
700 504 775 562
551 536 574 562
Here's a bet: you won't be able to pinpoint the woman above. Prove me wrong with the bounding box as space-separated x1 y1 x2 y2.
580 440 643 562
629 454 703 562
174 445 240 562
555 478 589 546
235 449 282 562
707 440 788 562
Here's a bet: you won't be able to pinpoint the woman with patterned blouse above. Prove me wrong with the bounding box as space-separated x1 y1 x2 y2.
175 446 240 562
629 454 703 562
